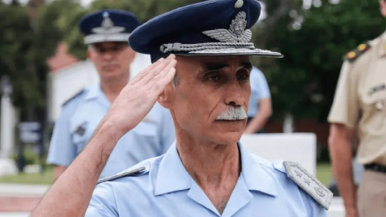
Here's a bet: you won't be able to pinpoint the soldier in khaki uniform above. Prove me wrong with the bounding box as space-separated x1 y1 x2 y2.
328 1 386 217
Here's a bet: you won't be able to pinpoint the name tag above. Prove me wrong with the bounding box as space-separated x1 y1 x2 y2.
368 84 386 95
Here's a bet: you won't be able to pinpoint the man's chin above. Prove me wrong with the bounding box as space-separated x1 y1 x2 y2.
101 72 125 82
212 131 243 144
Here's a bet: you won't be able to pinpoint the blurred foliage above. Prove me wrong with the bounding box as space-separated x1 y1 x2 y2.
258 0 385 121
0 0 385 124
0 2 35 118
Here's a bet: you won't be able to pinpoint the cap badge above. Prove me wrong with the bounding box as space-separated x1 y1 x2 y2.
92 11 125 34
202 11 252 43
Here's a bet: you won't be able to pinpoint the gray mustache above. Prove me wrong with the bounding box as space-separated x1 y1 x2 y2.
216 107 248 120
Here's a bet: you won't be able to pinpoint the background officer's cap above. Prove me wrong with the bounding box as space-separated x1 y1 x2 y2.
129 0 283 62
79 9 140 45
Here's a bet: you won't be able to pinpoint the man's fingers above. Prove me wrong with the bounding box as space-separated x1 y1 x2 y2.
150 61 177 93
132 57 165 83
153 58 177 81
139 55 176 86
146 55 175 80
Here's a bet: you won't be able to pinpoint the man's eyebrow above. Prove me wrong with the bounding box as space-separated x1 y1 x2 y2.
202 62 230 71
200 61 252 74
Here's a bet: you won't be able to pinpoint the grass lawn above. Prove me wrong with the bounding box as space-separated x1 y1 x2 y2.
0 166 54 185
0 163 333 186
316 163 333 186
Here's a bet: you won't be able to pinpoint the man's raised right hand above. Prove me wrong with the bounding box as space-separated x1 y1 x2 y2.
104 54 176 137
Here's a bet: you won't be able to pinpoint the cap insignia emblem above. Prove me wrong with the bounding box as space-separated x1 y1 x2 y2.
202 11 252 43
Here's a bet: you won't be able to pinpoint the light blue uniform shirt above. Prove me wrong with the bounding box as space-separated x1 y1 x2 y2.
86 142 328 217
248 67 271 117
47 83 175 179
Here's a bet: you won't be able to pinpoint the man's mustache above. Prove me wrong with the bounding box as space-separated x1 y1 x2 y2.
216 106 247 120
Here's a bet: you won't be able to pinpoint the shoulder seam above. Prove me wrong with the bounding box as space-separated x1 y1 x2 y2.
62 88 85 107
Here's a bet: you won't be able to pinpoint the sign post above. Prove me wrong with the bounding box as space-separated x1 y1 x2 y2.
17 122 41 172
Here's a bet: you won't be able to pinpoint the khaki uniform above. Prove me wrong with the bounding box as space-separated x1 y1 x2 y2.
328 31 386 217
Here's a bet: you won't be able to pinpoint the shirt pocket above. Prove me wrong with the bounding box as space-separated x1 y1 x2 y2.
361 85 386 131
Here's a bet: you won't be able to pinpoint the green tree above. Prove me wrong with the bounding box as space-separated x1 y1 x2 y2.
17 0 83 121
0 3 35 117
259 0 385 121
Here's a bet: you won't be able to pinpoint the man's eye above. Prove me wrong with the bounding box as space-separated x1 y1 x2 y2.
238 73 249 80
208 75 221 81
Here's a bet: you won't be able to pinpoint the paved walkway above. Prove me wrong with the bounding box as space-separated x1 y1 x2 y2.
0 213 29 217
0 184 49 197
0 183 48 214
0 197 41 212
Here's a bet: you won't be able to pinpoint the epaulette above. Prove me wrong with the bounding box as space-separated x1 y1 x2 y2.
283 161 333 210
62 88 85 107
344 42 371 63
97 165 148 184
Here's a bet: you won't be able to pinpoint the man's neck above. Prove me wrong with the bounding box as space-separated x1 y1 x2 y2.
176 133 241 214
100 78 128 103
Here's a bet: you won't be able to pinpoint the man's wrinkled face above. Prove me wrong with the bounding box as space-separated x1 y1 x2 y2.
167 56 252 144
88 42 136 83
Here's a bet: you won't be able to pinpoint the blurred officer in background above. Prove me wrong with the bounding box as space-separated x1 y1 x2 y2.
328 1 386 216
244 66 272 134
46 9 175 180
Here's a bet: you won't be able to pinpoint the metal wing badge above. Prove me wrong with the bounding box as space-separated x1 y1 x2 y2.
202 29 238 42
202 11 252 43
202 28 252 43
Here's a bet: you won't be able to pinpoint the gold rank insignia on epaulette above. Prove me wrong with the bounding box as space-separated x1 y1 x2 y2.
283 161 333 210
344 42 371 63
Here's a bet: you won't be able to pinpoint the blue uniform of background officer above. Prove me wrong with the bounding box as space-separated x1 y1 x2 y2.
244 66 272 134
47 10 175 180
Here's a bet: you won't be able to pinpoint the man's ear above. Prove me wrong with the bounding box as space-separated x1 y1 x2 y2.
157 84 173 109
87 49 92 60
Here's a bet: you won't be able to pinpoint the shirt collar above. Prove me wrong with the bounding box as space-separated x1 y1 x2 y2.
84 83 102 101
84 83 111 108
154 142 277 197
154 142 191 196
238 142 277 196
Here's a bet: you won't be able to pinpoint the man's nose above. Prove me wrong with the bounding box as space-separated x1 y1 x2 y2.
224 82 245 106
101 51 114 60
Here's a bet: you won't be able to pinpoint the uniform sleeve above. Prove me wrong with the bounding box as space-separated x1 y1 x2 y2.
159 106 176 154
328 61 360 129
255 68 271 99
85 183 118 217
46 104 76 167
